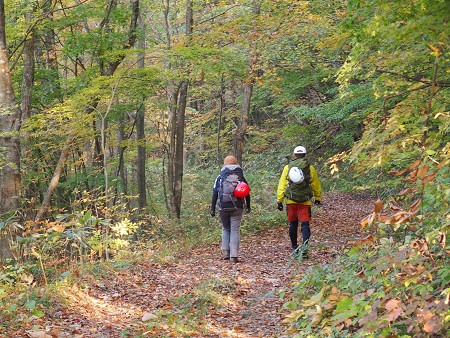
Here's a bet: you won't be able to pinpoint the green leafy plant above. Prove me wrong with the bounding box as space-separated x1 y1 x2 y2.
282 158 449 336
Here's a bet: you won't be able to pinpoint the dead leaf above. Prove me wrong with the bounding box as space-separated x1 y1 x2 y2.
365 212 381 229
424 318 440 333
385 211 409 224
394 210 419 225
350 235 374 247
438 232 446 249
389 202 402 211
310 305 322 327
373 199 383 213
302 286 325 307
416 165 429 178
27 331 52 338
355 266 365 278
412 240 429 253
282 309 304 323
361 213 373 229
422 172 437 184
330 163 339 174
409 199 422 213
142 312 158 321
398 188 413 196
436 159 448 170
379 213 389 223
409 169 418 179
53 224 66 233
385 297 404 322
366 288 375 297
407 159 421 171
387 169 407 176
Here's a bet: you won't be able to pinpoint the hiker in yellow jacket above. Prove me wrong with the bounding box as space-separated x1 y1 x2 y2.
277 146 321 258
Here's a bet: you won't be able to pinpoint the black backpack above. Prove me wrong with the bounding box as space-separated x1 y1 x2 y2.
284 158 313 203
218 166 244 211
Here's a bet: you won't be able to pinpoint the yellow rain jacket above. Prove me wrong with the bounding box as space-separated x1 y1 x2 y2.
277 163 321 206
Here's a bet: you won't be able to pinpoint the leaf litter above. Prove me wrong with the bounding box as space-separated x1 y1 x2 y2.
13 192 372 337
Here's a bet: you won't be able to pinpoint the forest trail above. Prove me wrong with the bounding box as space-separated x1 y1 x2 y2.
18 192 372 338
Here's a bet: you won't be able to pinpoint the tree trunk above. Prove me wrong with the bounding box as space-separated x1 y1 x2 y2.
21 31 35 120
167 0 192 218
167 87 178 217
0 0 21 259
233 0 260 164
34 135 73 222
172 81 188 218
136 12 147 210
233 82 252 164
216 73 225 165
117 122 128 197
20 21 36 221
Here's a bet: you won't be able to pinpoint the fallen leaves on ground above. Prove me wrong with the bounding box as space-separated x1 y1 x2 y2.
10 192 372 337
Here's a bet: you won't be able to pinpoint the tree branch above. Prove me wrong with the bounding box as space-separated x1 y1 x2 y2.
196 4 241 26
8 0 90 64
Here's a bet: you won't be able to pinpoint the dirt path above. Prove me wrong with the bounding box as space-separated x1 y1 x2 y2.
18 192 372 338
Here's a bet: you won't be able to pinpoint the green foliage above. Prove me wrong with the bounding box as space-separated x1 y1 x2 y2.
283 158 449 336
0 259 50 333
2 0 448 334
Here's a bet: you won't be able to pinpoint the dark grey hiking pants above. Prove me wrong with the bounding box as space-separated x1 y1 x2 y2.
220 208 244 258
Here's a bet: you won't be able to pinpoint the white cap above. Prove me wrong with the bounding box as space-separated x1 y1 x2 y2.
293 146 306 154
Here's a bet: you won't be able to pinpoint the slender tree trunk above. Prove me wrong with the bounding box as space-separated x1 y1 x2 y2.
136 104 147 209
167 88 178 217
117 122 128 196
216 73 225 164
172 81 188 217
34 136 73 222
167 0 192 218
233 0 260 164
136 12 147 210
21 19 36 221
234 82 252 164
0 0 21 259
21 32 35 120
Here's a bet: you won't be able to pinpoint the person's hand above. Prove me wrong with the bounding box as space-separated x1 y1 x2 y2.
246 206 251 214
314 200 321 205
277 202 283 211
210 208 215 217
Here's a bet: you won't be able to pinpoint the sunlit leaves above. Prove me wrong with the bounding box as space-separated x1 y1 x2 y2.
384 297 404 322
302 286 325 307
360 199 382 229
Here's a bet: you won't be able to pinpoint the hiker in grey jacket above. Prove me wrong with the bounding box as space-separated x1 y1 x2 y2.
210 155 251 264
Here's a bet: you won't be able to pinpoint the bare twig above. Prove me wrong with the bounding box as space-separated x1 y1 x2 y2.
196 4 241 26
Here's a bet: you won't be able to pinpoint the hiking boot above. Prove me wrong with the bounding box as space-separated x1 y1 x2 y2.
222 250 230 260
230 257 239 264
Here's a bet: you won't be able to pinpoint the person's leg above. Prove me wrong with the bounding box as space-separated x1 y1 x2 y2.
229 209 244 259
287 204 300 250
289 221 299 249
220 210 231 259
301 221 310 244
299 205 312 257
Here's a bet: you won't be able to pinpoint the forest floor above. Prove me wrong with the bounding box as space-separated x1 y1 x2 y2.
14 192 373 338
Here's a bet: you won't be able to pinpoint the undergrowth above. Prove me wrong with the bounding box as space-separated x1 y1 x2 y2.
282 157 449 337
